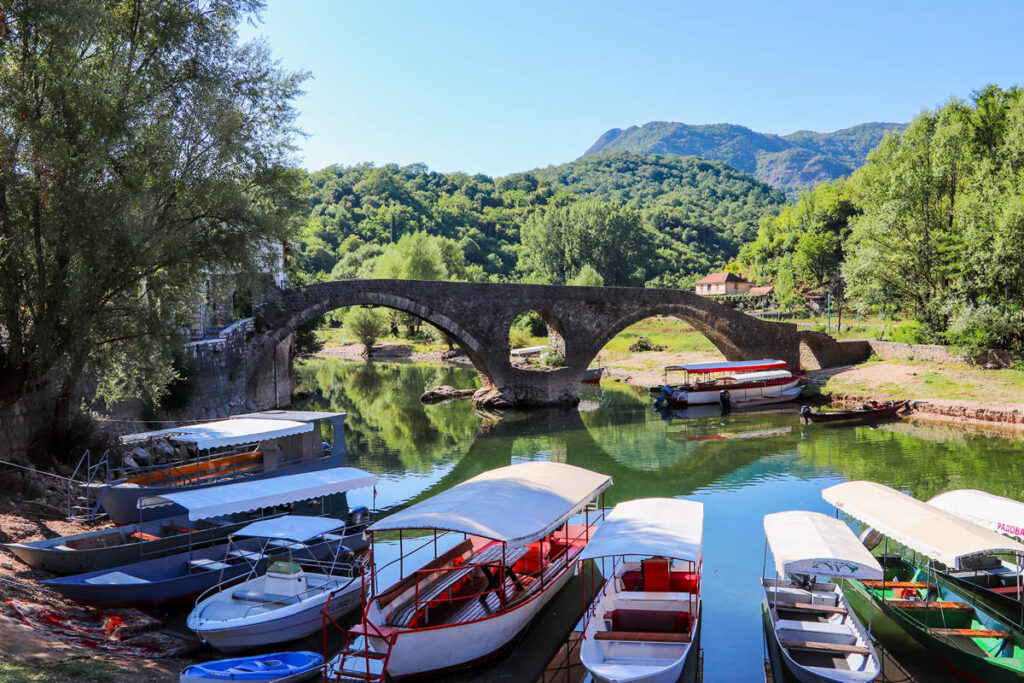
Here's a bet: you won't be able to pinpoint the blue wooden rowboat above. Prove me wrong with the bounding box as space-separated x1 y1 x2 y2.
180 651 323 682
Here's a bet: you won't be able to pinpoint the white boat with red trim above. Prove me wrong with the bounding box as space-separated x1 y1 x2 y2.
579 498 703 683
654 359 805 408
325 461 612 681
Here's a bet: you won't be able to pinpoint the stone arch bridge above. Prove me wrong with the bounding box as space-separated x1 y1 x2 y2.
247 279 864 407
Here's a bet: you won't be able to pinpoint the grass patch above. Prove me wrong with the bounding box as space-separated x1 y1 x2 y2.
602 318 716 355
0 659 121 683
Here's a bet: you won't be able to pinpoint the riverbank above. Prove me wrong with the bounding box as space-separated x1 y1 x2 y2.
315 338 1024 434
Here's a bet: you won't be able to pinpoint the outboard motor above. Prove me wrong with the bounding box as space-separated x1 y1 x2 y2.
800 405 812 423
349 505 369 529
655 385 672 407
718 389 731 414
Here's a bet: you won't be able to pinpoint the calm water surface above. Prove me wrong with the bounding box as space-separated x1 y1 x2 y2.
294 358 1024 682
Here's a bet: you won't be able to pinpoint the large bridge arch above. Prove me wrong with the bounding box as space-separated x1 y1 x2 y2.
245 279 848 408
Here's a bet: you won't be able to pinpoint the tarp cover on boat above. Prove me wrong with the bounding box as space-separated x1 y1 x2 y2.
823 481 1024 569
120 418 312 449
232 516 345 543
578 498 703 562
366 462 612 545
764 510 882 579
138 467 378 520
928 489 1024 541
664 359 788 374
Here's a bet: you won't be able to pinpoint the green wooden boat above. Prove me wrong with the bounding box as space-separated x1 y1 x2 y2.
846 555 1024 682
823 481 1024 682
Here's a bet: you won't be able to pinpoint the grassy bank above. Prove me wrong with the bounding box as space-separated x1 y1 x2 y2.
817 358 1024 404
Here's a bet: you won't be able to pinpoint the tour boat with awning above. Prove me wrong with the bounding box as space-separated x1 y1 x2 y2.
97 412 347 524
928 489 1024 622
42 468 377 607
653 359 804 409
823 481 1024 682
326 461 612 681
578 498 703 683
761 511 881 683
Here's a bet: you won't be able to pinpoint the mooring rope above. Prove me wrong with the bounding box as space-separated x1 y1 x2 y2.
0 458 76 482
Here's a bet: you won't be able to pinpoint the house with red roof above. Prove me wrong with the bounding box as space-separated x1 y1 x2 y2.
694 272 753 297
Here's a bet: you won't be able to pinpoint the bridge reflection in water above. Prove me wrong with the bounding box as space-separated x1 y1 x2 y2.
293 359 1020 682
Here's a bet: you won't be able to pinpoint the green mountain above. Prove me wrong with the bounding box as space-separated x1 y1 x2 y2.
296 152 786 287
582 121 905 195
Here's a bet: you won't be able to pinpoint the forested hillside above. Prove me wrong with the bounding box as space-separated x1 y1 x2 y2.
739 85 1024 354
294 153 786 288
583 121 905 195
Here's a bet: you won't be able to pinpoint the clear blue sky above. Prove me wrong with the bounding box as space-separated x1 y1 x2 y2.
241 1 1024 177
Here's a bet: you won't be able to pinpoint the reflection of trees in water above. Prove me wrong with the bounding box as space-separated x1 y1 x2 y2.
796 424 1024 500
293 359 482 472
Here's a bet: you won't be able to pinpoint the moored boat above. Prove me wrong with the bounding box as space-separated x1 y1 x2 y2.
927 489 1024 623
187 516 365 653
653 359 804 409
582 365 605 384
42 468 377 607
578 497 703 683
823 481 1024 682
801 400 908 424
762 510 882 683
326 461 612 681
98 412 347 524
179 651 323 682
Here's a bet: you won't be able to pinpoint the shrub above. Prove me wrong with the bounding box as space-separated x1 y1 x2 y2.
344 307 388 357
509 327 534 350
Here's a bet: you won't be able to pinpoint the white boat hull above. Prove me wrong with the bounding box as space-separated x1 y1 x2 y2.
684 377 803 405
362 562 576 678
189 576 362 653
762 579 880 683
581 563 700 683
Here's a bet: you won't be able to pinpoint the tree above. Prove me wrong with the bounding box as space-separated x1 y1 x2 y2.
344 308 388 357
518 201 654 286
568 264 604 287
0 0 305 457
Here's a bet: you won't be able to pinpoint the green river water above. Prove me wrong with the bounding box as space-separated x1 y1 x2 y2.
293 358 1024 682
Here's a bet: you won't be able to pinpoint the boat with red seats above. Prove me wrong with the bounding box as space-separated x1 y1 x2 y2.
325 461 612 681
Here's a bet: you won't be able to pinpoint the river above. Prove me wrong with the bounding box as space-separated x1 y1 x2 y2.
294 358 1024 682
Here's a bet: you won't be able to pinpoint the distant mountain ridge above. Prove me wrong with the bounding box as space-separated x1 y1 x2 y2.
582 121 906 195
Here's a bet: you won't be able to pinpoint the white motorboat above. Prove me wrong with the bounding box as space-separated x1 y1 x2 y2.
578 498 703 683
326 461 612 681
762 510 882 683
187 516 365 653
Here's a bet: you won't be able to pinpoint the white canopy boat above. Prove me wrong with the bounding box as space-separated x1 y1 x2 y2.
326 461 612 681
927 489 1024 622
823 481 1024 682
762 511 882 683
654 359 805 409
187 516 365 653
99 412 348 524
578 498 703 683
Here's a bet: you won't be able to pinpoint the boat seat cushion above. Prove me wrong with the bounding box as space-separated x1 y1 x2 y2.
595 630 690 643
622 569 697 593
609 609 690 634
642 558 671 592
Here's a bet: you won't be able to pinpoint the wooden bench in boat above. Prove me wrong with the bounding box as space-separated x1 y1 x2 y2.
379 539 474 609
595 630 690 643
931 628 1010 639
989 585 1023 595
189 558 232 571
774 602 847 615
861 580 936 590
885 600 973 611
779 639 871 656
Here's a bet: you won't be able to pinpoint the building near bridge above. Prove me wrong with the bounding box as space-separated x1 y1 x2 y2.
694 272 752 296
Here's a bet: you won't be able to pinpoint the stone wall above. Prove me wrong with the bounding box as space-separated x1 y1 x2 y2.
867 340 1020 366
798 333 871 370
0 387 56 464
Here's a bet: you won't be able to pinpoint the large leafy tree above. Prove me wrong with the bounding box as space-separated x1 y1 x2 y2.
518 201 654 286
0 0 305 452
